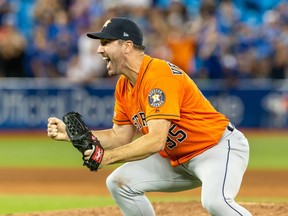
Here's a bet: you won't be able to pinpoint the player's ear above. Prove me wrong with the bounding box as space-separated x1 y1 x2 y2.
122 40 133 53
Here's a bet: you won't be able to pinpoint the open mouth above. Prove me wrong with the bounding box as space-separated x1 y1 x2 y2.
103 56 111 70
103 56 110 62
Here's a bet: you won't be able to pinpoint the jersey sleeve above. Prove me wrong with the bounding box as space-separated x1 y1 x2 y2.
144 75 184 122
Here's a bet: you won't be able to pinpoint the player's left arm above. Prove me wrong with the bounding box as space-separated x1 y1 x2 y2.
84 119 170 166
91 123 136 150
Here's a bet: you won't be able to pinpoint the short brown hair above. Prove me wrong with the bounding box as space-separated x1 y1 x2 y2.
118 39 145 51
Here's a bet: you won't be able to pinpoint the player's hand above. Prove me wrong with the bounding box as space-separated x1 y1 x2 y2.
83 149 93 161
47 117 69 141
83 149 106 169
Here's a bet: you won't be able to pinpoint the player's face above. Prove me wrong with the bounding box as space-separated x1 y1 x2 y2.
98 39 125 77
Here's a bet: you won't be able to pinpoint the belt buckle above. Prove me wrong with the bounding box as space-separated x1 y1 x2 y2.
227 123 234 132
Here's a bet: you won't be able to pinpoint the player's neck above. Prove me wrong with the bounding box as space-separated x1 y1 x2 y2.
123 52 145 86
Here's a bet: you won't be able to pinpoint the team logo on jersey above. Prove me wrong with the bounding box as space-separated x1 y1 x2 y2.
148 88 165 107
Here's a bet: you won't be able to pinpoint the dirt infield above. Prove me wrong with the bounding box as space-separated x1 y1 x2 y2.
0 168 288 216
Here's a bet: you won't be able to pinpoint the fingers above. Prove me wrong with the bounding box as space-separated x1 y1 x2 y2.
47 124 58 138
47 117 60 138
48 117 60 124
83 149 93 161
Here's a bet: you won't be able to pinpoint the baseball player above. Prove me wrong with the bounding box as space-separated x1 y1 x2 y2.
47 17 252 216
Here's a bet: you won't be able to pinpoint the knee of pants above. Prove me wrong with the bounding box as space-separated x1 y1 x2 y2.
106 172 120 194
202 196 232 215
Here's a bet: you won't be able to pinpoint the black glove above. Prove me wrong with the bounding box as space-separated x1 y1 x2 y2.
62 111 104 171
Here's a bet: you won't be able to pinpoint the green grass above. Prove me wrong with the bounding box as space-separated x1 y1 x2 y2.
247 133 288 169
0 133 81 168
0 194 115 214
0 131 287 169
0 194 200 214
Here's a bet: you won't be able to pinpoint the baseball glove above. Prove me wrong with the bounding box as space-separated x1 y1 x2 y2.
62 111 104 172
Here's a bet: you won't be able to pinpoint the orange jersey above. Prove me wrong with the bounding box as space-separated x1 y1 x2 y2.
113 55 229 166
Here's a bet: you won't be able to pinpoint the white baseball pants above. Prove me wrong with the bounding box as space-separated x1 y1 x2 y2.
106 127 252 216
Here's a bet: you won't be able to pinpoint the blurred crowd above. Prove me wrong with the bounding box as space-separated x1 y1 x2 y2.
0 0 288 83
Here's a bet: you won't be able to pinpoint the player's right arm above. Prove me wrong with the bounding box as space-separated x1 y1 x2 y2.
47 117 136 150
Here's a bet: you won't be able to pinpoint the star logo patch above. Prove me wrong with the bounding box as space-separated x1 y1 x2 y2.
148 88 165 107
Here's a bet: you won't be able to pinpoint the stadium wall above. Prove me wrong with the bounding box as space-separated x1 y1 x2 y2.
0 78 287 129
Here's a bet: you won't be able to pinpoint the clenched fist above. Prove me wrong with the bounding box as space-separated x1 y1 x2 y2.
47 117 69 141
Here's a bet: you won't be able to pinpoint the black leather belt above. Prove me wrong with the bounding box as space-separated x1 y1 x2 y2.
227 123 235 132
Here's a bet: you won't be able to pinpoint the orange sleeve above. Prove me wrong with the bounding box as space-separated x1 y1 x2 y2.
145 76 183 122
